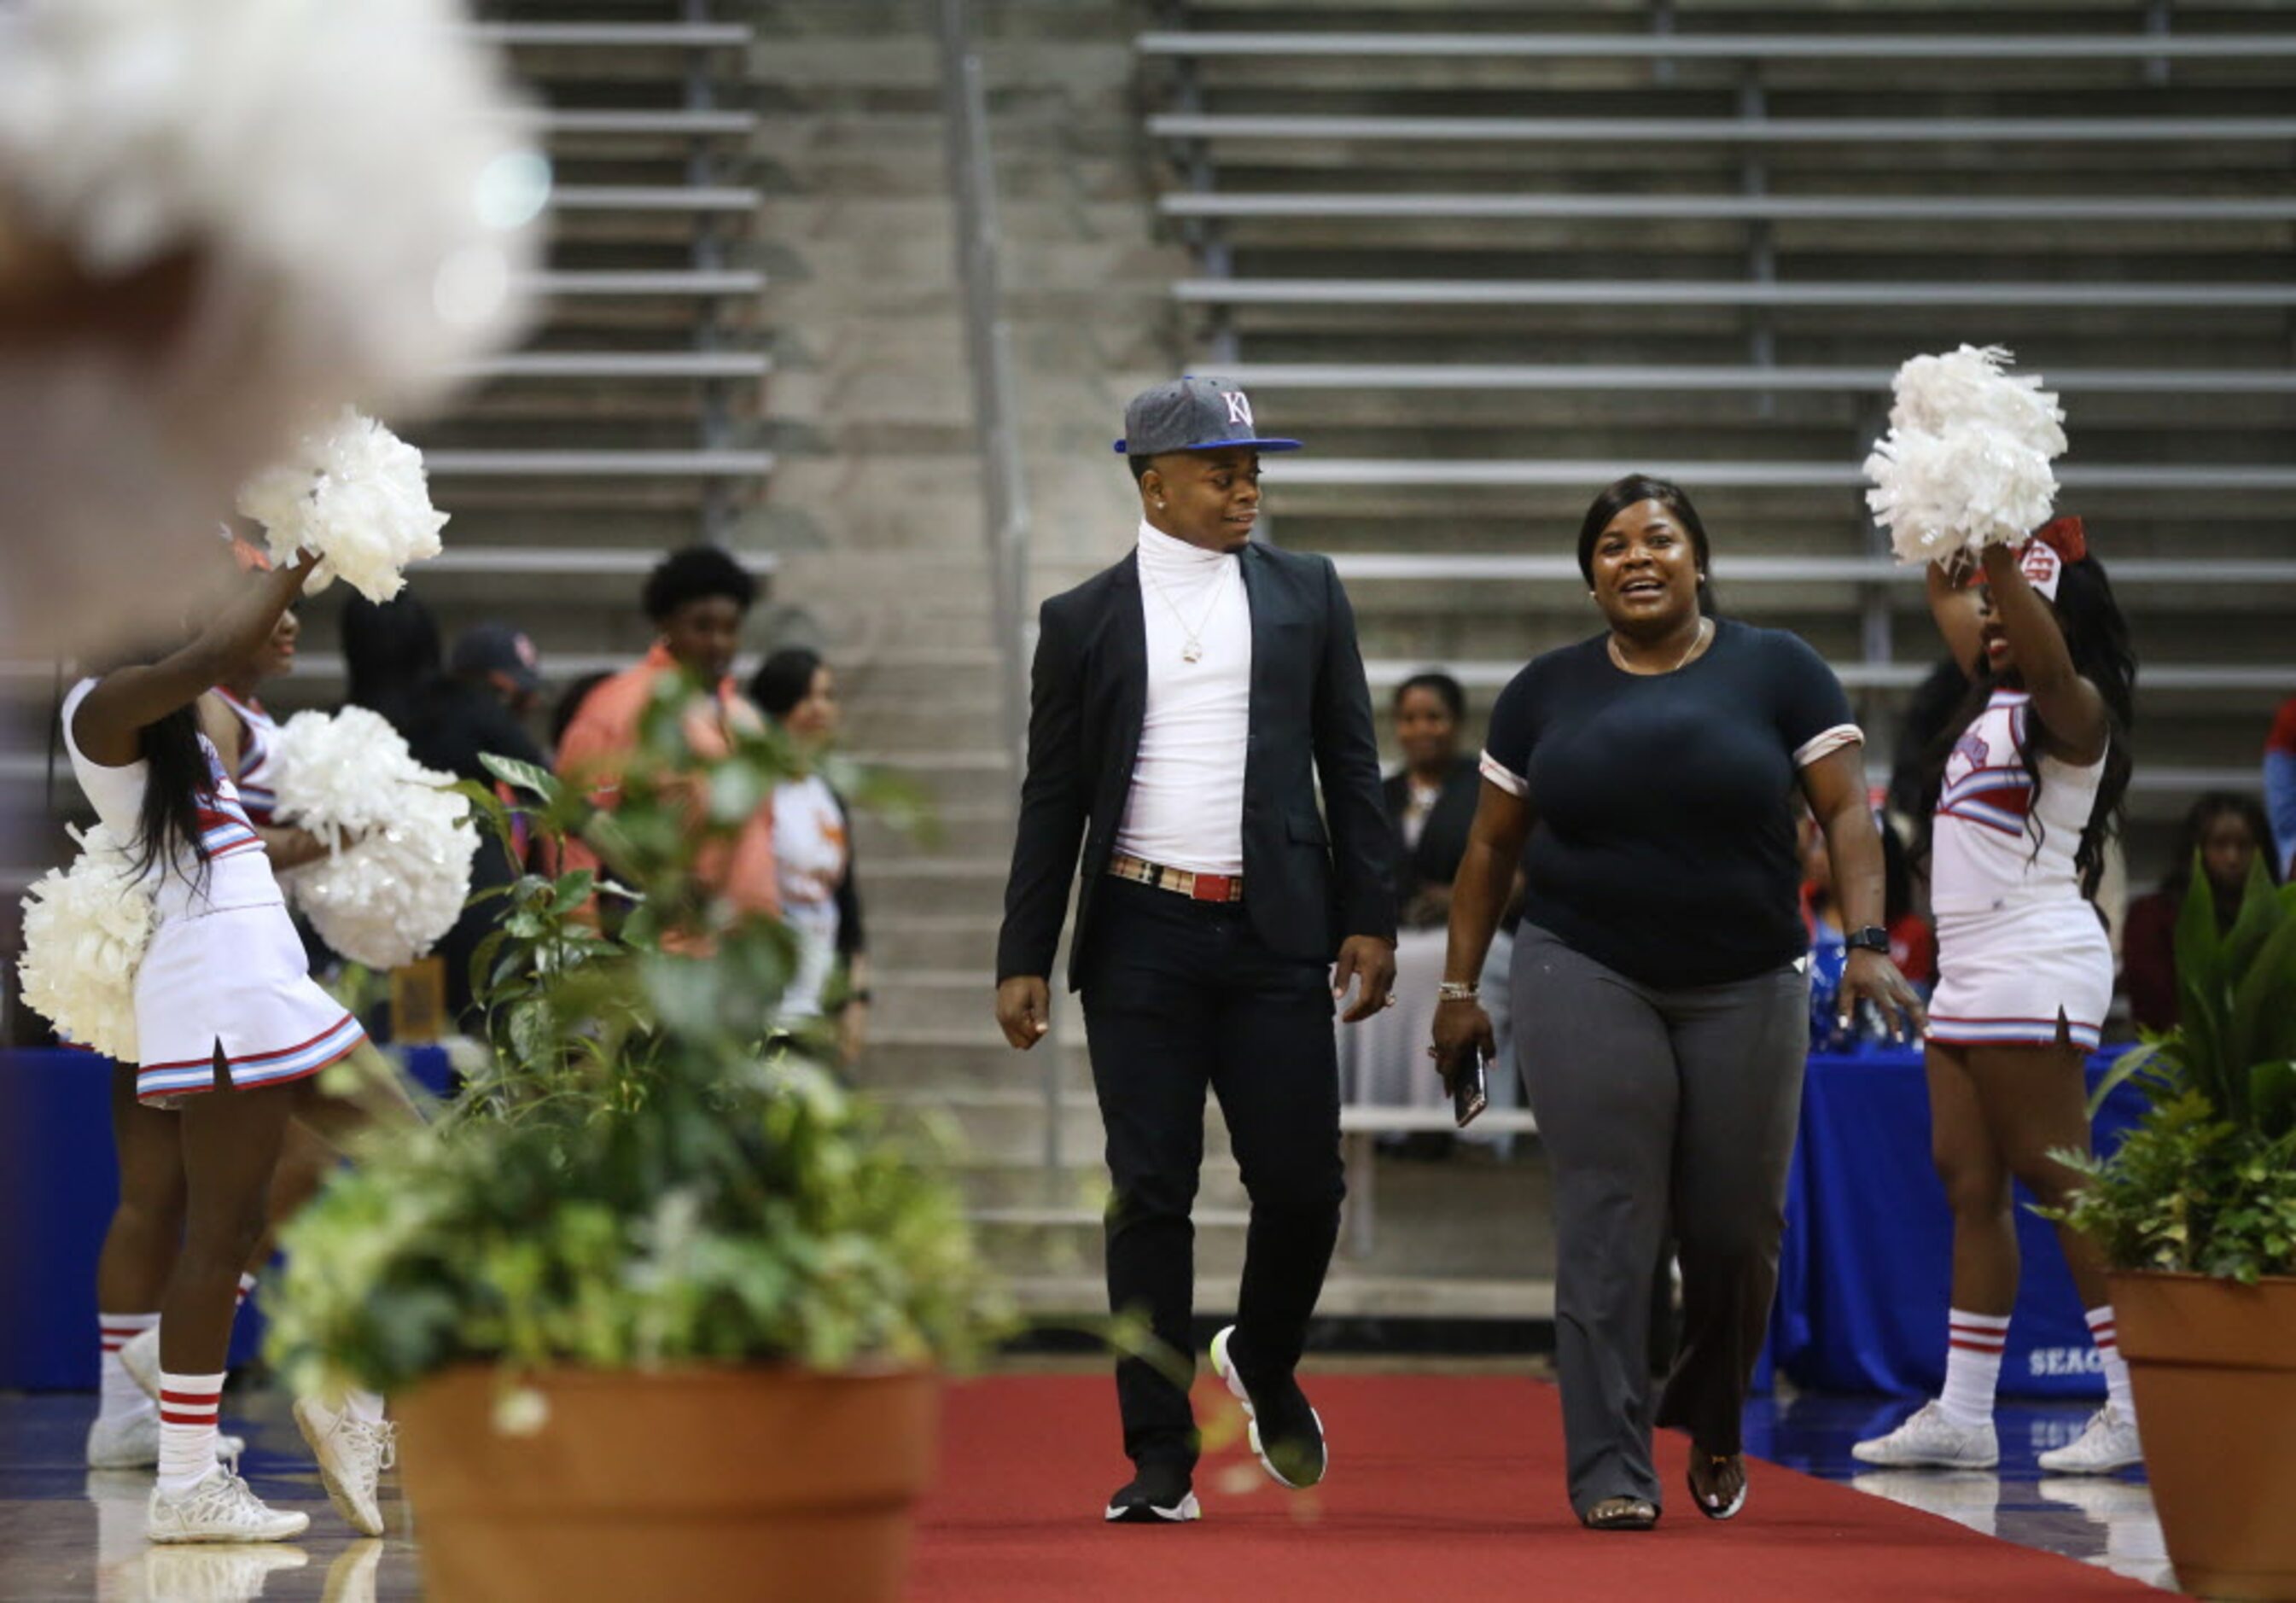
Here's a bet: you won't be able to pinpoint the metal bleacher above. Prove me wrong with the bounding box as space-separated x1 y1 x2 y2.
1139 3 2296 874
283 5 775 689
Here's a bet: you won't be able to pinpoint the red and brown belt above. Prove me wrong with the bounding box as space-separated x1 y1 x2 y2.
1107 853 1244 904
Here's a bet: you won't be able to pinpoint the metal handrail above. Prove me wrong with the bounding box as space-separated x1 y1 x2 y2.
1174 279 2296 308
935 0 1052 1175
1134 30 2296 61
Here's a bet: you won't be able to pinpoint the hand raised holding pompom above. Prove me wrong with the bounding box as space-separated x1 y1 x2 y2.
1865 345 2068 566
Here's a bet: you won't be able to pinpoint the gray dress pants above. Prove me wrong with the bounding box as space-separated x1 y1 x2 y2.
1511 923 1809 1516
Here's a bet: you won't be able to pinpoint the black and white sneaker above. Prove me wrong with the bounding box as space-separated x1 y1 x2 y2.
1209 1325 1326 1489
1104 1461 1200 1524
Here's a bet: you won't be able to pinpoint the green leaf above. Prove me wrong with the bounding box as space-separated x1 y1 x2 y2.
2252 1061 2296 1141
2177 849 2222 972
2086 1040 2176 1117
2228 911 2296 1117
480 752 562 805
468 928 510 1009
449 778 523 860
2222 852 2284 978
640 953 724 1035
551 870 597 915
705 762 766 825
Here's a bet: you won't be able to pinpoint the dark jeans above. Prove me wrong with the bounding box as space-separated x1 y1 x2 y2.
1078 877 1344 1471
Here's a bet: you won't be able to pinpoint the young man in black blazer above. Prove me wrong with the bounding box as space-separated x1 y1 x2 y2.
994 377 1398 1524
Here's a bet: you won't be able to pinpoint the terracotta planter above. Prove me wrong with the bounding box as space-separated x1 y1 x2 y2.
393 1365 940 1603
2109 1272 2296 1600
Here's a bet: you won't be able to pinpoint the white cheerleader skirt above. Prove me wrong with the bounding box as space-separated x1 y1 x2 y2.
1928 898 2112 1052
133 904 367 1105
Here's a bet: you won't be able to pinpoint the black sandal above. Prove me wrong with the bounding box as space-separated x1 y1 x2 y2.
1687 1451 1747 1520
1582 1495 1658 1530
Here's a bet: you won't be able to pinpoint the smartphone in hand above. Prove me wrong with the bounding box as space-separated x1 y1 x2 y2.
1447 1042 1490 1129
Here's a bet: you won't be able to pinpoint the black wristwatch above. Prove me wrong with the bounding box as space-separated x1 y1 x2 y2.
1844 926 1891 955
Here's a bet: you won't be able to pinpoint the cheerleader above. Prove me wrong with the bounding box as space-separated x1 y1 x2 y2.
92 551 406 1541
749 647 870 1060
64 552 390 1543
1852 518 2142 1476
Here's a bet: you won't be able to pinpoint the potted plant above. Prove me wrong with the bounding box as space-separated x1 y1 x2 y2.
2053 855 2296 1600
265 675 1007 1603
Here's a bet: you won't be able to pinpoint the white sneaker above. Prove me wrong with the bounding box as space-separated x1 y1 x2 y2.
133 1542 309 1598
2037 1404 2144 1475
119 1326 162 1402
294 1397 394 1536
146 1466 309 1543
1850 1401 2000 1469
85 1408 245 1470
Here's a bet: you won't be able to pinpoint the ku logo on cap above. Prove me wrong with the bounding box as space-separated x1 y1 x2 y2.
1225 389 1255 430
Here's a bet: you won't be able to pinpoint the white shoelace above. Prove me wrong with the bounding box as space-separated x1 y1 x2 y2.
164 1468 268 1529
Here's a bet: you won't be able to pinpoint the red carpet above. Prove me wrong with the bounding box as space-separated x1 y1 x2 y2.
907 1373 2158 1601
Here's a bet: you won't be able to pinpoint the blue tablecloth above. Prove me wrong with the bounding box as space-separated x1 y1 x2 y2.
1763 1045 2145 1399
0 1046 451 1390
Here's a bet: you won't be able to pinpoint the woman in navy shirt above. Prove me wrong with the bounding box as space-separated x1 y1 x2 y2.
1432 475 1924 1530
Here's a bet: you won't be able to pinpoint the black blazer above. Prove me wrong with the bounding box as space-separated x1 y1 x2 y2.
1384 757 1482 920
996 541 1397 992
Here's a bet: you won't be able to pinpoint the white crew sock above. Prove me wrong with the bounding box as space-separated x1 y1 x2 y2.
97 1313 159 1422
345 1387 386 1425
156 1370 226 1494
1938 1309 2011 1430
2086 1305 2136 1419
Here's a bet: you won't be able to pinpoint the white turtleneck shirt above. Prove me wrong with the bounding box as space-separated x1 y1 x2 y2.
1114 519 1253 875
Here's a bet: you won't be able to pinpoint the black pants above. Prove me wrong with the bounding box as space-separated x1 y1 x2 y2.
1079 877 1344 1470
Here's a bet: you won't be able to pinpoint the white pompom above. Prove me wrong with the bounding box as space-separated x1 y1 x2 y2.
16 824 155 1061
270 708 476 970
1886 345 2066 456
1866 346 2067 563
236 409 447 603
0 0 545 417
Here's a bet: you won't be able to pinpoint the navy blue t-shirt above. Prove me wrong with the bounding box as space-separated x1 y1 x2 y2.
1479 618 1858 988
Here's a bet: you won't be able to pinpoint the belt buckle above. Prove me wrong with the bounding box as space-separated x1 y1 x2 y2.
1191 871 1233 903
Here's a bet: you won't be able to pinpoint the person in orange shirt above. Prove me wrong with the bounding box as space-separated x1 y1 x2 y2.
554 545 778 930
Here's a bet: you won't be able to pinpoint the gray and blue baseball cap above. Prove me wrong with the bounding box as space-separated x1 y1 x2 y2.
1112 376 1302 457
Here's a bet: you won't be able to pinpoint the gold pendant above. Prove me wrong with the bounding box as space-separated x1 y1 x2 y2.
1182 640 1203 663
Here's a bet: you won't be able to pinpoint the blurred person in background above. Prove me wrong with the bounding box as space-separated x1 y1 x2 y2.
2268 693 2296 878
339 592 441 739
749 648 870 1064
1801 810 1937 995
402 624 550 1024
555 545 776 927
2120 790 2279 1034
1345 673 1511 1151
551 669 614 754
